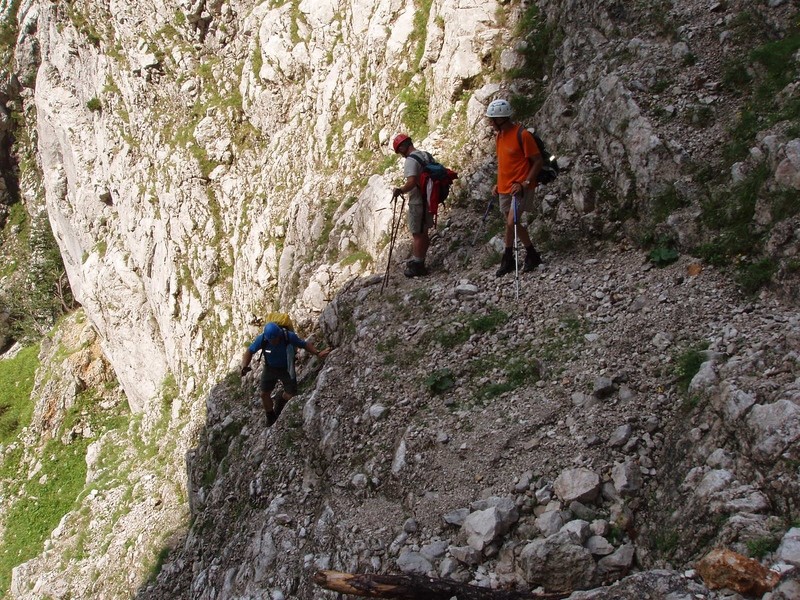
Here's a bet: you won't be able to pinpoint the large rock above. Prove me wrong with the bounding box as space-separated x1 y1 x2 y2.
777 527 800 567
554 468 601 504
462 499 519 551
774 139 800 189
517 531 598 591
696 548 780 596
611 460 643 497
746 400 800 461
564 570 712 599
712 383 756 422
396 551 433 575
597 543 635 579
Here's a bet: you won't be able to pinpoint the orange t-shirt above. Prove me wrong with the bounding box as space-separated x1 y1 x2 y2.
496 125 540 194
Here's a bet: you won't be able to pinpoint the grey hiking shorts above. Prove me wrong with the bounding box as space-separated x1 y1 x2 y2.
407 200 433 234
499 187 536 217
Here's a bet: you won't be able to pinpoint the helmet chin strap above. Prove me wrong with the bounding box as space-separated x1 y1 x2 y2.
491 117 509 131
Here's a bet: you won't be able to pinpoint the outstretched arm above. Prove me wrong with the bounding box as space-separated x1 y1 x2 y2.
305 343 330 359
240 349 254 376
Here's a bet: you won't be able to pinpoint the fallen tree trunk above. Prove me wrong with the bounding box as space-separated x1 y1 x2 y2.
312 570 570 599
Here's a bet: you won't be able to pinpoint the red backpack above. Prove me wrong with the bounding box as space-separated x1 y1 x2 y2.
409 152 459 225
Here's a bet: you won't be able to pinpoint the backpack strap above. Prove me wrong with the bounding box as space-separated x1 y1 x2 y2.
516 124 530 154
408 153 433 218
408 151 433 168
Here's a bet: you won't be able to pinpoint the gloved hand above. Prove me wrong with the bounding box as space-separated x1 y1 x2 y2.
392 188 402 199
240 365 252 377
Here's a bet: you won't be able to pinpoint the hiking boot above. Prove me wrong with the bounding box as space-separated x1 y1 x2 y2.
266 410 278 427
404 260 427 278
273 395 286 418
495 254 515 277
523 249 542 272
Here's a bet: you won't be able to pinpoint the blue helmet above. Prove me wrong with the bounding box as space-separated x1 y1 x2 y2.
264 322 282 341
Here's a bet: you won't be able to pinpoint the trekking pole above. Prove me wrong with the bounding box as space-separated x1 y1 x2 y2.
381 193 405 295
512 194 520 300
471 196 496 246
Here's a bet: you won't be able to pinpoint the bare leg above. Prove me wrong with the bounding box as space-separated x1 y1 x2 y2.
503 212 532 248
412 231 429 261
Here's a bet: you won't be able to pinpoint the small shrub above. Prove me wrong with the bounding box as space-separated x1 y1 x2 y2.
746 536 780 559
433 323 471 349
399 83 429 139
510 92 546 121
736 258 776 295
649 245 679 267
509 4 561 82
377 334 400 354
340 251 373 267
425 369 455 395
411 287 431 303
481 249 501 269
681 394 702 412
650 78 670 94
86 97 102 112
721 59 752 93
650 184 687 223
697 163 769 263
687 104 715 128
147 546 172 583
475 357 540 402
469 310 508 334
654 529 680 555
250 36 263 80
674 344 709 395
409 0 433 68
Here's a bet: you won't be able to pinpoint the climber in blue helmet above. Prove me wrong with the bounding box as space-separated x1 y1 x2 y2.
240 321 330 426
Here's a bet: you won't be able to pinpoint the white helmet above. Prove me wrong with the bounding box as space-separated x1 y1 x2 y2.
485 99 513 118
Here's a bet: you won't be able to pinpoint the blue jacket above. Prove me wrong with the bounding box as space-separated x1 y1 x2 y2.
248 328 307 369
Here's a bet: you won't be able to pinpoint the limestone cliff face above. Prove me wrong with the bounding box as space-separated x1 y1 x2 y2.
24 0 503 413
23 0 800 413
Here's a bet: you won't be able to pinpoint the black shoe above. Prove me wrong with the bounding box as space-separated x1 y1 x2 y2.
266 411 278 427
404 261 427 278
523 249 542 272
495 255 515 277
274 395 286 418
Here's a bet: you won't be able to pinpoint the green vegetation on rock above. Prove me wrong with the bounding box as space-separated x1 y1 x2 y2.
0 344 38 445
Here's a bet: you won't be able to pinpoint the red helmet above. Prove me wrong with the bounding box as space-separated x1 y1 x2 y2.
392 133 411 153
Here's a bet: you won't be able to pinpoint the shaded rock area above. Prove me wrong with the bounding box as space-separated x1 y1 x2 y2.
132 226 798 599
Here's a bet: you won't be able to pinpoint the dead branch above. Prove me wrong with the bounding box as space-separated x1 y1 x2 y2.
312 570 570 599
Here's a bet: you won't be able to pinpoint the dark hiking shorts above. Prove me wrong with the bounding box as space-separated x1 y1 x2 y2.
260 365 298 395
